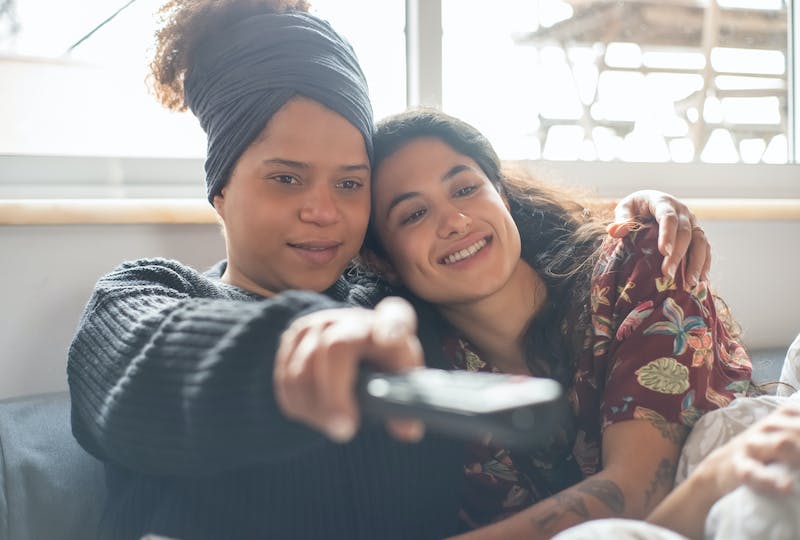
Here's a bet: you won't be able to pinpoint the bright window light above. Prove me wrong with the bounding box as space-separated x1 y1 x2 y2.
0 0 405 157
605 42 642 69
710 47 786 76
442 0 791 164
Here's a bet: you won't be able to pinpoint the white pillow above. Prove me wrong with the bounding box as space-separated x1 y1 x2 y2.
676 335 800 484
675 394 794 484
777 333 800 397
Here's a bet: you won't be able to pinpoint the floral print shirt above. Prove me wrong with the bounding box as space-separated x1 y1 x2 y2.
445 223 752 529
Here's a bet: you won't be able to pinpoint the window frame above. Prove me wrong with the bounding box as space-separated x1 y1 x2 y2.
0 0 798 201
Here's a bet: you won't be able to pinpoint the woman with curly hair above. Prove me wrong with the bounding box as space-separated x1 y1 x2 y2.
363 109 753 539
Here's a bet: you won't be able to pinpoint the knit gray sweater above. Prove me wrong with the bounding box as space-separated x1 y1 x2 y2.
67 258 462 540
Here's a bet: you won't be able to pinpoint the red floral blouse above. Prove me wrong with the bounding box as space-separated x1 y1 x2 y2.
445 223 752 529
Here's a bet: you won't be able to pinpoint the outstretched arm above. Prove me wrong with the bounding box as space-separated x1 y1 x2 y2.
610 190 710 286
68 259 361 476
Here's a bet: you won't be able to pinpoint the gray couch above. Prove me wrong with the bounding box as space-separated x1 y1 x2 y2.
0 392 104 540
0 348 788 540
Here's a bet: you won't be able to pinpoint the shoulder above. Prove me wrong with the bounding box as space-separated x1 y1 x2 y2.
590 223 673 309
337 264 395 307
96 257 227 299
109 257 206 279
592 223 662 281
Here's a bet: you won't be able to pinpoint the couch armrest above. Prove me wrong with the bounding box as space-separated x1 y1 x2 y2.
0 392 105 540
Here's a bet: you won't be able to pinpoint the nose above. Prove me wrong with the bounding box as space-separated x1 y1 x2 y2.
437 206 471 239
299 184 340 226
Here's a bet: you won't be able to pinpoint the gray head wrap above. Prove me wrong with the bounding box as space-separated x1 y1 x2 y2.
184 11 374 203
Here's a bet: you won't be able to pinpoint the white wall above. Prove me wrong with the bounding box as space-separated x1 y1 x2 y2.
1 220 799 399
1 224 225 399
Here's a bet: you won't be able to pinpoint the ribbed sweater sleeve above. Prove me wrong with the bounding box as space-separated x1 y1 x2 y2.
67 258 352 477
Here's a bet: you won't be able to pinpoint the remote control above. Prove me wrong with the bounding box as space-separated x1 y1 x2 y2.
357 368 566 449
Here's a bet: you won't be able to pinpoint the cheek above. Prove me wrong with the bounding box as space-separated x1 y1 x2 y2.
348 197 372 226
503 216 523 259
392 233 430 275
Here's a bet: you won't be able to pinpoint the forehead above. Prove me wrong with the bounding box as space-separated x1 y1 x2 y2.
254 97 368 160
374 137 481 189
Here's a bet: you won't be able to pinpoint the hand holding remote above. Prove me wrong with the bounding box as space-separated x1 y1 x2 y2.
358 368 565 449
274 297 426 443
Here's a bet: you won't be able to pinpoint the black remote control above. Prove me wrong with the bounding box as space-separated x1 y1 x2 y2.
357 368 566 449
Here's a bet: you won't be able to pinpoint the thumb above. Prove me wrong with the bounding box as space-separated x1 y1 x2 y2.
372 296 418 344
368 297 423 372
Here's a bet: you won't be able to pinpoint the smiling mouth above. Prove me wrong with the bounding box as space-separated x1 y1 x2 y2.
441 238 489 265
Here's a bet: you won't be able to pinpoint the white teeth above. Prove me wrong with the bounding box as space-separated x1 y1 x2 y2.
443 238 487 265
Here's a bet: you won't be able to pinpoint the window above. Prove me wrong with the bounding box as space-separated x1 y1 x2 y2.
0 0 405 158
0 0 205 158
0 0 405 198
440 0 793 165
1 0 798 199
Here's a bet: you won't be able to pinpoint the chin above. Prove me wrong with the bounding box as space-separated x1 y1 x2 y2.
291 272 343 293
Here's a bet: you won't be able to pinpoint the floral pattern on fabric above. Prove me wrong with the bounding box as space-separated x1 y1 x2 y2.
445 223 752 529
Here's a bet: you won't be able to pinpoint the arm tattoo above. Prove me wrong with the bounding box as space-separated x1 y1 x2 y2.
577 478 626 514
534 479 625 534
644 458 676 509
652 417 689 446
535 491 589 533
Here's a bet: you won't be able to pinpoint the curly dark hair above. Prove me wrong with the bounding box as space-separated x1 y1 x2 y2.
149 0 310 111
364 109 610 386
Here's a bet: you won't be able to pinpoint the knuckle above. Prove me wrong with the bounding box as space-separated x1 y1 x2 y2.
661 211 679 224
775 436 795 454
321 338 353 362
743 438 762 455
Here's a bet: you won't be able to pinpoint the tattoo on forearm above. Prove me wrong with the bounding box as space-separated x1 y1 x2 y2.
577 478 626 514
644 458 676 509
533 479 625 534
535 491 590 533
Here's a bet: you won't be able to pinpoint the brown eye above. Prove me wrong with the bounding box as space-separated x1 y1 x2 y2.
401 208 427 225
454 185 478 197
272 175 300 185
336 179 364 190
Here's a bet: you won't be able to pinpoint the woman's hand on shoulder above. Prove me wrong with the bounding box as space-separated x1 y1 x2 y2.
273 296 425 443
697 401 800 499
609 190 710 286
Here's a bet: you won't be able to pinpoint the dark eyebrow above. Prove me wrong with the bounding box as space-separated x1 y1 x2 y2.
262 159 369 173
386 191 421 218
262 158 309 169
384 164 475 218
443 164 472 181
340 164 370 173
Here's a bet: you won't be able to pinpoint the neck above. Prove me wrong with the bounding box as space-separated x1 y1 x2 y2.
221 262 276 298
439 260 547 375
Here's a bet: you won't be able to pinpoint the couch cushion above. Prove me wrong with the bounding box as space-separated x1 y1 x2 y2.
0 392 105 540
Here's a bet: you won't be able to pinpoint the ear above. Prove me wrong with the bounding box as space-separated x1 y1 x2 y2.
360 249 403 286
212 188 226 220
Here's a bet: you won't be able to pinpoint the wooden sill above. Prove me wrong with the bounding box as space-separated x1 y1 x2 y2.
1 198 800 225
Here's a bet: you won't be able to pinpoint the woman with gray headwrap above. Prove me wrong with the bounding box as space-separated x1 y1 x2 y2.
69 2 463 539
